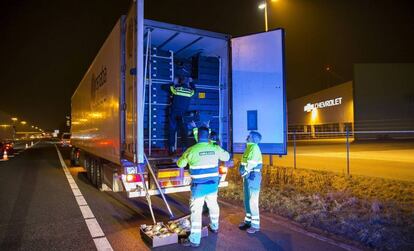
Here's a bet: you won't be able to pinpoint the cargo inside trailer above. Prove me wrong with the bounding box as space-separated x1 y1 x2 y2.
142 20 230 157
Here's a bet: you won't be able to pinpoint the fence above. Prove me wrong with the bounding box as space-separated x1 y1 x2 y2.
268 129 414 182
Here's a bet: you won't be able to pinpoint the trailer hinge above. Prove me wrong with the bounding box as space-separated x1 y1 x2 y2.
130 68 137 75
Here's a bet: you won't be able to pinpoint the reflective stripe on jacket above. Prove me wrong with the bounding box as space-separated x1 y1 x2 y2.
241 143 262 171
177 142 230 197
170 85 195 97
240 143 263 189
170 84 195 111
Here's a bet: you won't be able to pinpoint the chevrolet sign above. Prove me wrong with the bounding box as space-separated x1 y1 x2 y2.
304 97 343 112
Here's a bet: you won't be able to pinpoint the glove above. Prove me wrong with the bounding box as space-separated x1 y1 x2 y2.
239 164 248 177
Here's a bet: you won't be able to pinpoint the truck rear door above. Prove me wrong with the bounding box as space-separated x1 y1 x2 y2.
231 29 287 154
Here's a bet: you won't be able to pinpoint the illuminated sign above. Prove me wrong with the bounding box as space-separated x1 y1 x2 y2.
304 97 343 112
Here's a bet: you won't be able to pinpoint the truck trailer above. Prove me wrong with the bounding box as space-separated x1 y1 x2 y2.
70 1 287 202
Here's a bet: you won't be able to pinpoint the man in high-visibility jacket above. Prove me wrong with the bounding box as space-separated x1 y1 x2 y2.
168 76 195 155
177 126 230 247
238 131 263 234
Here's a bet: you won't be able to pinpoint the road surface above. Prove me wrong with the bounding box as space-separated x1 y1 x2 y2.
250 140 414 182
0 141 363 251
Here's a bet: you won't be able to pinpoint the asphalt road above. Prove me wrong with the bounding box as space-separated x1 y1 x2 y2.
0 141 362 251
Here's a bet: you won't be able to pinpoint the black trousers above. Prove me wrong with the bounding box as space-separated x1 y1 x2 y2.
168 110 188 150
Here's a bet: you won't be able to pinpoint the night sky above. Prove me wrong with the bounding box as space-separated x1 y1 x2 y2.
1 0 413 130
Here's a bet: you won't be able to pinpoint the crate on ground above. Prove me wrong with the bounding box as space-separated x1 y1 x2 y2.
166 216 209 239
140 222 178 248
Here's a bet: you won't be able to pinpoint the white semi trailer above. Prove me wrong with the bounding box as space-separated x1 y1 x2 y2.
70 1 287 210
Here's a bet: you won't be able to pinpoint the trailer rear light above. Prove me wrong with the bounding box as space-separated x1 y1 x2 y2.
126 174 142 183
219 166 228 174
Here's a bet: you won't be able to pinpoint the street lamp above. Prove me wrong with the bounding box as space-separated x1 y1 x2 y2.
11 117 18 122
20 121 27 125
258 2 268 32
258 0 279 32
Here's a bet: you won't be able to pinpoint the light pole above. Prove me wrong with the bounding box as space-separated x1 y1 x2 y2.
11 117 18 140
258 0 279 32
258 2 268 32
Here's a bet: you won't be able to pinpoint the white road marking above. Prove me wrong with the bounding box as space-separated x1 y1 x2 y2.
80 205 95 219
75 196 88 206
72 188 82 196
85 218 105 238
93 236 114 251
55 145 113 251
69 182 79 189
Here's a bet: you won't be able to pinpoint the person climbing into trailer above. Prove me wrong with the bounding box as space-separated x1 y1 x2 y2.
176 126 230 247
168 76 195 155
238 131 263 234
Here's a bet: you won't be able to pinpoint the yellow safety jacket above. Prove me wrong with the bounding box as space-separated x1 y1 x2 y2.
177 141 230 197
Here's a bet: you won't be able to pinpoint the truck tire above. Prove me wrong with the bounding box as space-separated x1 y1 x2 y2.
70 148 80 166
91 158 97 186
96 161 103 190
70 148 75 166
85 155 91 181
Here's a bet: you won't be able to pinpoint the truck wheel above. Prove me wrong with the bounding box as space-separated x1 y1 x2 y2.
70 148 80 166
86 156 91 181
96 161 103 189
91 158 97 186
70 148 75 166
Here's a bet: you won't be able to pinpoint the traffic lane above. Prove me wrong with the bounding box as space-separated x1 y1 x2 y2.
0 142 96 250
58 146 193 251
63 167 191 250
62 159 352 251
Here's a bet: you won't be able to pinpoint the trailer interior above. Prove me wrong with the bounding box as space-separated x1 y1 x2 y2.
141 20 230 158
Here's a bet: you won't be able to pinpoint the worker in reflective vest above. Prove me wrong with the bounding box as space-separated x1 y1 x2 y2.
168 76 195 155
177 126 230 247
238 131 263 234
191 120 215 144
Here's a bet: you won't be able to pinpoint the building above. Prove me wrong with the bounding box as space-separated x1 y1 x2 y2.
287 63 414 140
288 81 354 139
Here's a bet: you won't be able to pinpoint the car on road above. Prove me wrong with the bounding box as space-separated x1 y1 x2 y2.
0 141 14 156
60 133 71 147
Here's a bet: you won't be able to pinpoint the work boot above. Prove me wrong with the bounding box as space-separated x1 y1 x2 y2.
238 222 251 230
208 225 218 234
181 238 200 247
246 227 260 234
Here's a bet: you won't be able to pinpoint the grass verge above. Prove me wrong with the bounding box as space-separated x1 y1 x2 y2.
219 165 414 250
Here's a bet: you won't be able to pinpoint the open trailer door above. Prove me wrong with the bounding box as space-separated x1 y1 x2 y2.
231 29 287 154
